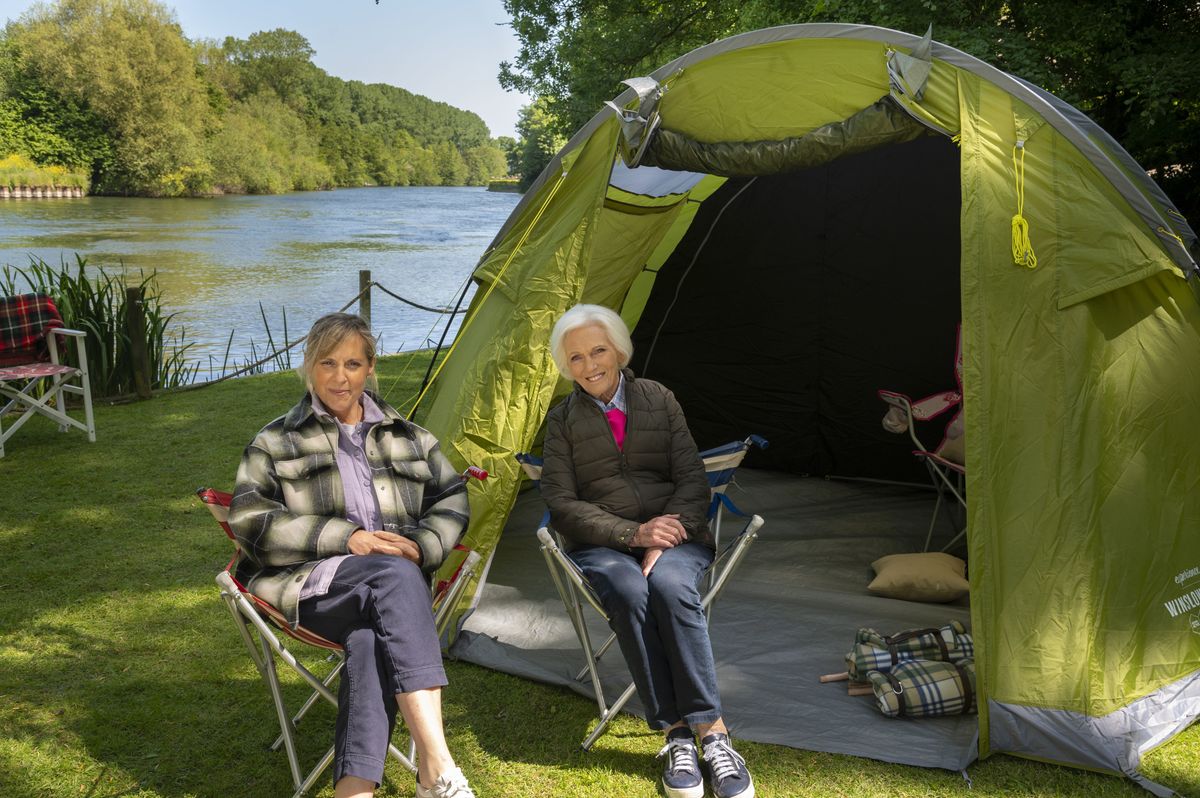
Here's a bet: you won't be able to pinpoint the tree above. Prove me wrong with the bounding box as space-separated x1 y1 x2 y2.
223 29 316 106
8 0 212 195
514 99 565 189
463 144 509 185
494 135 520 175
499 0 1200 227
433 140 468 185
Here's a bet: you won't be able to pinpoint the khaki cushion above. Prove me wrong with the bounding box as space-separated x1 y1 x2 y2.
868 552 969 603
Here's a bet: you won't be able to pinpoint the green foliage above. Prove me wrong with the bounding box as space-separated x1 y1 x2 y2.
0 34 114 176
208 92 333 193
8 0 213 196
515 98 566 190
223 28 316 105
433 140 469 186
499 0 1200 225
0 0 509 194
494 135 521 175
464 144 510 185
0 255 197 395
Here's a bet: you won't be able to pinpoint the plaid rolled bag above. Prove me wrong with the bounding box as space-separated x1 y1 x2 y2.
867 658 977 718
845 620 973 680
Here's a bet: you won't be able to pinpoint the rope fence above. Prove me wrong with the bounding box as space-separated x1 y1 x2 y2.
180 274 467 391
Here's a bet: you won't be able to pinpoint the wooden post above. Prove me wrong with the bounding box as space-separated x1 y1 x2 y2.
359 270 372 327
125 286 152 399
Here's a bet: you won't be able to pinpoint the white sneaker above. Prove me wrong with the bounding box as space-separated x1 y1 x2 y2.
416 766 476 798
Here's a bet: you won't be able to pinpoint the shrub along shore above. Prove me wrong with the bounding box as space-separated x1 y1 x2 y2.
0 356 1196 797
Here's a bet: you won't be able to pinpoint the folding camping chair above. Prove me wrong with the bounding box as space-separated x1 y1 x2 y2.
0 293 95 458
516 435 767 750
198 485 483 798
878 326 965 552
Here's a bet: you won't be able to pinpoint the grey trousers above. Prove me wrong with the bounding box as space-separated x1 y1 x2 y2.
299 554 447 786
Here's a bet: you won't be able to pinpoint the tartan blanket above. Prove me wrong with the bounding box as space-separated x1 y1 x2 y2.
867 658 977 718
0 293 63 366
846 620 973 680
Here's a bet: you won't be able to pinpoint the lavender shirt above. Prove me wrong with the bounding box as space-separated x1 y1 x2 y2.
299 392 386 602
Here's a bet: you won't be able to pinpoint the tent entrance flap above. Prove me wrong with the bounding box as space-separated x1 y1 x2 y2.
629 134 962 479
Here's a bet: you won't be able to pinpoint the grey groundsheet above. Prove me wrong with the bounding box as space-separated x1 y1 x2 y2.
451 469 977 771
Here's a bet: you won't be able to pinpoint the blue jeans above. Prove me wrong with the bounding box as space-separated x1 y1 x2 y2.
298 555 447 786
569 542 721 729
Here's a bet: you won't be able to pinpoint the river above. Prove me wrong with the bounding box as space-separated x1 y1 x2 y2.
0 186 522 378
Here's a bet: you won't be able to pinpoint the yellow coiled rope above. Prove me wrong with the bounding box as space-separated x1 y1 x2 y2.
1011 142 1038 269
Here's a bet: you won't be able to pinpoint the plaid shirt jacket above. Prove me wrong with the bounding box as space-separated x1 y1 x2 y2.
229 391 469 627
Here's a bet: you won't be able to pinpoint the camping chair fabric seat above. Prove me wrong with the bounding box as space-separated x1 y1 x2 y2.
197 487 480 797
878 326 965 551
0 293 95 458
522 435 767 750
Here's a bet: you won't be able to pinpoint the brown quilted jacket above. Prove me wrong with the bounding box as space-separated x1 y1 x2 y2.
540 370 713 552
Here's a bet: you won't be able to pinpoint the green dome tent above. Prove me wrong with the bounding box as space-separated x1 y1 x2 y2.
416 24 1200 793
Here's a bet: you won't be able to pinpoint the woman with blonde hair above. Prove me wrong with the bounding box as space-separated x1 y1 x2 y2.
540 304 754 798
229 312 475 798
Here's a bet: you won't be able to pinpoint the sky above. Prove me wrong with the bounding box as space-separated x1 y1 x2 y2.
0 0 532 138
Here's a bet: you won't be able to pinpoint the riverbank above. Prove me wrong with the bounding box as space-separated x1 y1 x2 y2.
0 356 1196 798
0 186 520 367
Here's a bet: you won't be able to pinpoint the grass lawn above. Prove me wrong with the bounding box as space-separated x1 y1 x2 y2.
0 354 1196 797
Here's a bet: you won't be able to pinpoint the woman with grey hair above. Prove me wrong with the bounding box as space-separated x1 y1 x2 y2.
540 304 754 798
229 312 475 798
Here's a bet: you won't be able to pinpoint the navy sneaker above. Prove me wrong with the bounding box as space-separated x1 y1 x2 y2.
701 733 754 798
657 727 703 798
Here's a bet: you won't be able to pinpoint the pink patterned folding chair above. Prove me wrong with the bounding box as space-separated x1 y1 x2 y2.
878 325 965 552
197 484 483 798
0 293 95 458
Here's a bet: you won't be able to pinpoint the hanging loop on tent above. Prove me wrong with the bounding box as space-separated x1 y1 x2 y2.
1011 141 1038 270
405 169 570 419
1157 226 1186 250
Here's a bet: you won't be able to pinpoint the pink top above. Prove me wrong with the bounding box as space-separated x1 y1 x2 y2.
605 407 627 451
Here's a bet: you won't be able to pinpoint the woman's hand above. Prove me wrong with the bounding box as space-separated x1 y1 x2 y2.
631 514 688 549
641 546 666 577
348 529 423 563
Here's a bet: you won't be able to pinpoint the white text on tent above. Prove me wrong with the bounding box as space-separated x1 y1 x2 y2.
1164 588 1200 618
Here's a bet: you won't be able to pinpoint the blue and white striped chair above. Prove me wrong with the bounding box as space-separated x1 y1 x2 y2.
516 435 767 750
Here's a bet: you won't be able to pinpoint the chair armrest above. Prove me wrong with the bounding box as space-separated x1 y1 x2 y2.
48 327 87 338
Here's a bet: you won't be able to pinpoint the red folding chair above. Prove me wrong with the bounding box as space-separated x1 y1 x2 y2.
878 325 966 551
0 293 95 458
198 483 483 797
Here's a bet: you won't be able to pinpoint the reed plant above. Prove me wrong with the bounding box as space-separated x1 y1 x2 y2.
1 254 198 396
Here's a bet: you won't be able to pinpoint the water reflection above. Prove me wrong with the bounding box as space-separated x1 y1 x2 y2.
0 187 519 370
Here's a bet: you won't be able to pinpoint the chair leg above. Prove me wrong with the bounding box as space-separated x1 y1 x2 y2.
581 682 638 751
271 656 344 751
924 482 945 552
75 335 96 442
539 533 611 722
540 518 763 751
259 634 306 790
